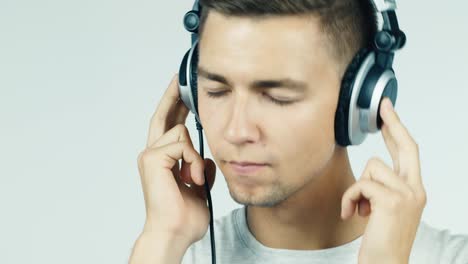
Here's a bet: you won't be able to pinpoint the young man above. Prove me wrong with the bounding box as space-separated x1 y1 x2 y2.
129 0 468 263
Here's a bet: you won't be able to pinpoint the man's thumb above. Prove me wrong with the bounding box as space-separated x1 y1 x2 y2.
203 158 216 191
192 158 216 200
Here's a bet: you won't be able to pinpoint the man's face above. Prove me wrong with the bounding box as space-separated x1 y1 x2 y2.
198 11 342 207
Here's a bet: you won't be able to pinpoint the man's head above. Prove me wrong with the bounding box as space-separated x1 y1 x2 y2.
196 0 378 207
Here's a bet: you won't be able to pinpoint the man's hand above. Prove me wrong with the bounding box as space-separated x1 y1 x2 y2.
129 74 217 264
341 97 427 264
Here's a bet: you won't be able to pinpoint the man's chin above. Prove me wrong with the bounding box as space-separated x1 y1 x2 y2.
228 185 289 208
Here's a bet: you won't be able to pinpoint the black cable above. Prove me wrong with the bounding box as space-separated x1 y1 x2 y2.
196 119 216 264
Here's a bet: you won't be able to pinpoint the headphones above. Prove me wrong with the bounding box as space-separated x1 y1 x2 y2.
178 0 406 147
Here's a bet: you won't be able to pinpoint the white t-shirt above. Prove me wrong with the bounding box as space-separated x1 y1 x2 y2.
182 206 468 264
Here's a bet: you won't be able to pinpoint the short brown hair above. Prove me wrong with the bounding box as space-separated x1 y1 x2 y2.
198 0 378 75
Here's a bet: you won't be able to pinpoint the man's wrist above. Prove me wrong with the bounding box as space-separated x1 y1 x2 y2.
129 231 190 264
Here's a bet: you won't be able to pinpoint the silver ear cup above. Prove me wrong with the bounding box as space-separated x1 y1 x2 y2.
178 39 201 124
348 52 398 145
178 51 195 114
347 52 375 145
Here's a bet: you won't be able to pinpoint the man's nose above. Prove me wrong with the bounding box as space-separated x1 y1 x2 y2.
223 95 260 145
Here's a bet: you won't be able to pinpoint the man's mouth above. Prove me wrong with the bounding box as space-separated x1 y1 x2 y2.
228 161 269 175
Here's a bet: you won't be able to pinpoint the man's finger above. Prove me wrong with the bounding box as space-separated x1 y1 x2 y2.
381 121 400 174
190 158 217 201
341 179 396 219
146 74 190 147
361 157 412 195
148 124 194 150
380 98 421 186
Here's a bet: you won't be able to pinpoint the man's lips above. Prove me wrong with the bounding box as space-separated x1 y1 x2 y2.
229 161 268 166
228 161 269 175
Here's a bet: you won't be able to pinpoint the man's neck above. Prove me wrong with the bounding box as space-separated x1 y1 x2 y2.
245 147 369 250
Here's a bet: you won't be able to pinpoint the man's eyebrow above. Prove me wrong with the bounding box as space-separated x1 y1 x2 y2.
198 66 307 91
198 66 231 86
251 79 307 91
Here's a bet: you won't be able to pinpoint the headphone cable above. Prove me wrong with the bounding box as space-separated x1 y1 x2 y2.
196 120 216 264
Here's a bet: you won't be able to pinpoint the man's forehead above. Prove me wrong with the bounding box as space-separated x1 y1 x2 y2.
197 10 338 86
200 10 323 42
199 14 325 59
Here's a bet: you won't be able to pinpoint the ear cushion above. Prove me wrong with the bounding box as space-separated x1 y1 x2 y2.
189 43 200 115
335 48 371 146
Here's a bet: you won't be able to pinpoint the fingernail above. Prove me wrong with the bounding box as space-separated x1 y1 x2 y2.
385 98 394 111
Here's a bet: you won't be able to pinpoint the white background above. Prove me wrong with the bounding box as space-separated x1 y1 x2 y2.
0 1 467 263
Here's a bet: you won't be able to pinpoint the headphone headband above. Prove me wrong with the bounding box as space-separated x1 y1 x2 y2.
370 0 406 69
192 0 201 12
370 0 397 12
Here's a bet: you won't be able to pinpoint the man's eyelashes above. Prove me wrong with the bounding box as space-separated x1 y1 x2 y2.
204 91 294 107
